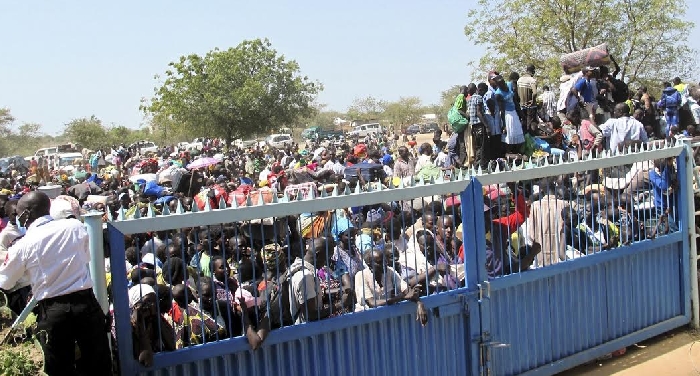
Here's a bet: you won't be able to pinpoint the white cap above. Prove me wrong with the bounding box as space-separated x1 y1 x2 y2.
141 253 162 269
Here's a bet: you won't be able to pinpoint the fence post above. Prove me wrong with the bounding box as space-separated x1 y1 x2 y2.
460 177 489 376
683 139 699 328
83 213 109 314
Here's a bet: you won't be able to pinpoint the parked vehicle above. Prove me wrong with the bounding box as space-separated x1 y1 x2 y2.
130 141 158 154
301 126 322 140
56 152 84 172
234 139 259 149
405 124 421 135
421 123 440 133
348 123 383 138
318 130 344 141
33 146 59 158
26 143 82 162
262 134 294 149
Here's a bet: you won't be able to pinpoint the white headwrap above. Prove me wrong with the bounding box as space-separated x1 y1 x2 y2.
128 284 155 308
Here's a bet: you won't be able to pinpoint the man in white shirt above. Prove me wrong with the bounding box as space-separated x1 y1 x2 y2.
354 249 427 325
0 191 111 375
599 103 649 152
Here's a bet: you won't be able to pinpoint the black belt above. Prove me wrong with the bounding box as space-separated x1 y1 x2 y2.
39 288 94 307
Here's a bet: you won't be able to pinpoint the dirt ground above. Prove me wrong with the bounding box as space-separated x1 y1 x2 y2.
564 327 700 376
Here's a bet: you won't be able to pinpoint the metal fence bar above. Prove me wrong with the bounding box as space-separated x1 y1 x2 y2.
101 142 693 375
110 177 471 235
84 213 109 314
107 224 139 376
683 140 699 328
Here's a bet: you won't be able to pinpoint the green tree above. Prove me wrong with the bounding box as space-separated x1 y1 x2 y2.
64 116 108 150
465 0 697 89
347 96 387 121
0 108 15 156
300 105 347 130
383 97 424 127
10 123 43 155
143 39 321 148
0 108 13 135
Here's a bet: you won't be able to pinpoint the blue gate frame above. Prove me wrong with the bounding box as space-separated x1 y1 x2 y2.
106 143 693 376
108 179 483 376
460 145 692 376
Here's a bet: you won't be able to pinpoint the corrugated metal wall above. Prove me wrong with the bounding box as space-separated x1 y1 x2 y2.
486 239 685 376
107 145 693 376
140 297 471 376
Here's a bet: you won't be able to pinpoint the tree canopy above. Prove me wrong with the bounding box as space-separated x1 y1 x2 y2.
383 96 424 126
63 115 151 150
464 0 697 89
142 39 321 146
346 96 387 121
0 108 56 157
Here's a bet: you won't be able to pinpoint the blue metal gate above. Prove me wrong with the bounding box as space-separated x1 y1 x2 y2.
107 178 481 376
105 142 694 376
459 144 692 376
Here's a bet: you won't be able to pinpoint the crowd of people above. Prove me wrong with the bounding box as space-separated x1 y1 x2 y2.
450 60 700 173
0 65 696 373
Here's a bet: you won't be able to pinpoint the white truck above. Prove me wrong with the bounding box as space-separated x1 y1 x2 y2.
348 123 383 138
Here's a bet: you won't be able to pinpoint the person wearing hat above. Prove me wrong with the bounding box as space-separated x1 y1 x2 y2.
127 283 176 366
0 191 111 375
381 154 394 176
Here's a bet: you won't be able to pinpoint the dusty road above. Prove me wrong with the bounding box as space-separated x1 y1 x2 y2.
564 328 700 376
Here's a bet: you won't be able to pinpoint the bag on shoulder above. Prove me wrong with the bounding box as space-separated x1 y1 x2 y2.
265 262 315 328
448 94 469 133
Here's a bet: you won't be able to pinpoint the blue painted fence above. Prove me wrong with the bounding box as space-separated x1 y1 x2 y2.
106 141 693 376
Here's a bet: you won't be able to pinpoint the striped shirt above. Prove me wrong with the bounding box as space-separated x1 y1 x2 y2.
469 93 484 125
541 90 557 118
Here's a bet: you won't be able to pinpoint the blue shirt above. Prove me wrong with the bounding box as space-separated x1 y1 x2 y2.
649 168 677 212
495 88 516 111
484 88 502 135
574 78 594 103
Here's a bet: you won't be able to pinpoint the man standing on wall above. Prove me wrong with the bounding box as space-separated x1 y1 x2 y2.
0 191 112 375
517 64 538 135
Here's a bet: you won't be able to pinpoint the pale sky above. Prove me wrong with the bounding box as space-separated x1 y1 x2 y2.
1 1 699 135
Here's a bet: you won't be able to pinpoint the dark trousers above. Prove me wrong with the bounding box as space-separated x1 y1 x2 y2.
36 289 112 376
456 130 467 167
487 134 503 161
471 124 489 171
1 285 31 316
523 107 539 135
